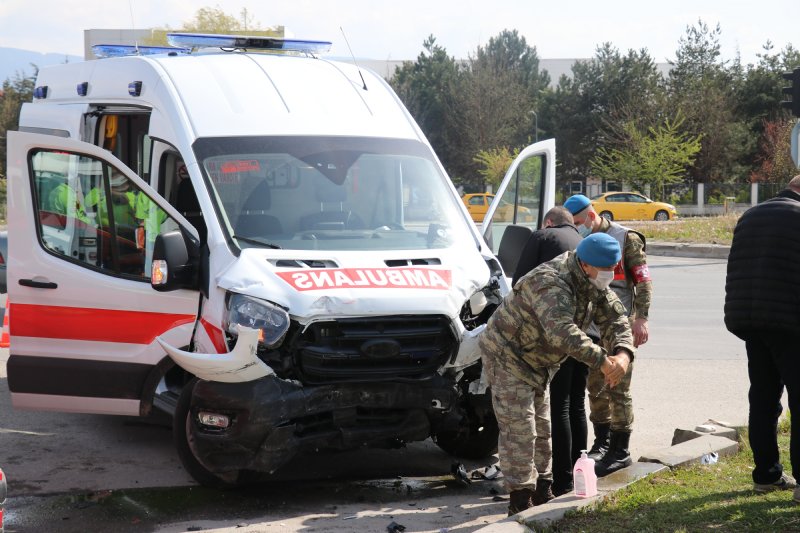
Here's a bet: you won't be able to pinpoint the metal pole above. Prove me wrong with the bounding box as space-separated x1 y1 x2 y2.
530 110 538 143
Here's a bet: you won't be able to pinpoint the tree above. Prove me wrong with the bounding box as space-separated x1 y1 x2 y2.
456 30 550 191
144 6 282 45
667 20 750 183
0 70 36 180
543 43 666 186
473 146 520 190
589 115 702 200
735 42 800 170
390 36 468 185
181 6 259 33
469 30 550 148
750 118 797 184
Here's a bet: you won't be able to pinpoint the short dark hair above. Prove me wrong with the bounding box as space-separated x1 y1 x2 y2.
543 206 574 226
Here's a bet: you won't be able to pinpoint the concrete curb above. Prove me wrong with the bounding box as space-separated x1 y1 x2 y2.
647 241 730 260
475 422 741 533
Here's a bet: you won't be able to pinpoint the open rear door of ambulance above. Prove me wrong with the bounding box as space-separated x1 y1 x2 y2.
482 139 556 280
6 131 200 416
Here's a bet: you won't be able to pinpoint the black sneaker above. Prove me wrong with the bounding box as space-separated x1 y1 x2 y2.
753 473 796 493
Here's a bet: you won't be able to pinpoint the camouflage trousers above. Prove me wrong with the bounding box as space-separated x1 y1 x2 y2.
587 360 634 432
484 353 552 491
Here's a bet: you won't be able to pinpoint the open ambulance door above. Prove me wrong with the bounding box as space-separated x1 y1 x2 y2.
6 131 200 416
482 139 556 279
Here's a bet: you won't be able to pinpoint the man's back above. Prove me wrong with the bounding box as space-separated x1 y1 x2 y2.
513 224 581 286
725 188 800 337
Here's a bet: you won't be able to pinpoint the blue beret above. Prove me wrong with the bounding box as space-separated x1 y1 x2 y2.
576 233 621 267
564 194 591 215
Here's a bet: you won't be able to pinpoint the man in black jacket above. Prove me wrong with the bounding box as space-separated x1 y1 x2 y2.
513 206 585 496
513 207 581 285
725 175 800 503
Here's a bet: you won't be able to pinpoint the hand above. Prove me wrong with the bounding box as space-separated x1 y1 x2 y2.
602 354 628 388
632 318 649 347
609 352 630 375
600 357 622 387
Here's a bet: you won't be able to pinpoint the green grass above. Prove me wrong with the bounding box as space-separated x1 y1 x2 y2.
547 417 797 532
624 215 739 245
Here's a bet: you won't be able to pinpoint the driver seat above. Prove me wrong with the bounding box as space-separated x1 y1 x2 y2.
235 181 283 237
299 177 365 230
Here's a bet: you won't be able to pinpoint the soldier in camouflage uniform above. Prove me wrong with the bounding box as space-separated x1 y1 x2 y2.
480 233 635 515
565 194 653 477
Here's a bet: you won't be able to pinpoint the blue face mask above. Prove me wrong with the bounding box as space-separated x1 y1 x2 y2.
578 222 592 238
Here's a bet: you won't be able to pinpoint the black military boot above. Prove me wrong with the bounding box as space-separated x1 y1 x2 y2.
587 423 611 461
532 479 555 505
595 431 632 477
507 488 535 516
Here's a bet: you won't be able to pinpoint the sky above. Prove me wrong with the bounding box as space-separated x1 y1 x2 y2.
0 0 796 65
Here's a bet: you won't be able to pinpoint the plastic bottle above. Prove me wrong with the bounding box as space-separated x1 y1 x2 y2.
573 450 598 498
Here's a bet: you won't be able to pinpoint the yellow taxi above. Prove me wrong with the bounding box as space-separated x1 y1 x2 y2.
462 193 534 223
591 192 677 221
462 193 494 223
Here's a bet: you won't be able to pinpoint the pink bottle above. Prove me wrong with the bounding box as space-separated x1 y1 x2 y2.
573 450 598 498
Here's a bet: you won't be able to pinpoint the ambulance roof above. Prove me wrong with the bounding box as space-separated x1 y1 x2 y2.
30 50 422 142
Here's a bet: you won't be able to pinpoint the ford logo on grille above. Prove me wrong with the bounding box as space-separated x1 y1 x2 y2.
360 339 402 359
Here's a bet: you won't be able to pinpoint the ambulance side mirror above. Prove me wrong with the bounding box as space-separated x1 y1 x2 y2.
150 230 200 292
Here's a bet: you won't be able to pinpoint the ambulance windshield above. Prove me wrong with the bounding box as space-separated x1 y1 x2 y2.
194 136 476 251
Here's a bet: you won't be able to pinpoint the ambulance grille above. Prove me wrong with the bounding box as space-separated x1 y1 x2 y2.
295 315 457 383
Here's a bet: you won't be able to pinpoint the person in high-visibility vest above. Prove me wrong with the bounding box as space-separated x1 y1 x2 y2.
48 182 92 224
85 173 138 228
134 190 168 248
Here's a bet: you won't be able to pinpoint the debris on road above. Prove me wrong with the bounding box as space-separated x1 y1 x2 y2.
451 462 472 486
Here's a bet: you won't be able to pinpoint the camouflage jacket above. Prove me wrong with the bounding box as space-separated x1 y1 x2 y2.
479 251 635 390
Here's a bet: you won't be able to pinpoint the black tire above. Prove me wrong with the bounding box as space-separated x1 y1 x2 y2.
434 391 499 459
173 379 247 489
654 210 669 221
600 211 614 221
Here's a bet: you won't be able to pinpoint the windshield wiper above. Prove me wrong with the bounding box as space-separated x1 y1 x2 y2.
232 235 282 249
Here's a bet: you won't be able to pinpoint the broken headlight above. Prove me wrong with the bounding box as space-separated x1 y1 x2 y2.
223 293 290 349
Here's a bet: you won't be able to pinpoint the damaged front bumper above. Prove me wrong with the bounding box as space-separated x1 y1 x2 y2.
187 374 461 475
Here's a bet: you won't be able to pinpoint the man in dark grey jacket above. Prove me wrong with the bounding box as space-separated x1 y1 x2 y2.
725 174 800 503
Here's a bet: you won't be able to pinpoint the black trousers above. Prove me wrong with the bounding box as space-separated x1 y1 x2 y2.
550 356 589 491
745 333 800 483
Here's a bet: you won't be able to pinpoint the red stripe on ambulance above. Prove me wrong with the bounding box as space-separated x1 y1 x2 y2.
12 303 195 344
277 268 452 292
200 318 228 354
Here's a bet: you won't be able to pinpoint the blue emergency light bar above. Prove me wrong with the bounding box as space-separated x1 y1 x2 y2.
166 33 332 54
92 44 190 59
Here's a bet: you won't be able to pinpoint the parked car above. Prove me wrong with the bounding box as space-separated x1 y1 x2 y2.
0 230 6 294
590 192 677 221
462 193 533 223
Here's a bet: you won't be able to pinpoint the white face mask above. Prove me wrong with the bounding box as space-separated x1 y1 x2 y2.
590 269 614 290
577 222 592 238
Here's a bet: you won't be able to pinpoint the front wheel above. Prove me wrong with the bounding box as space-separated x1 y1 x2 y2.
174 379 250 489
600 211 614 221
434 389 499 459
654 210 669 221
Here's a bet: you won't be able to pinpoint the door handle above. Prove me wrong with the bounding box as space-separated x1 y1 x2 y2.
19 279 58 289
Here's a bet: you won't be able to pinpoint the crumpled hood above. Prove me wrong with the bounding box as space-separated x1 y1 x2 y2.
215 246 491 321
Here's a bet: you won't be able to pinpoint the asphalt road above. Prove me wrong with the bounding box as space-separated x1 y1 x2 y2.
0 255 761 532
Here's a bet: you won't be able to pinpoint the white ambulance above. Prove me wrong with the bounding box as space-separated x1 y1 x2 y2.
5 34 555 486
